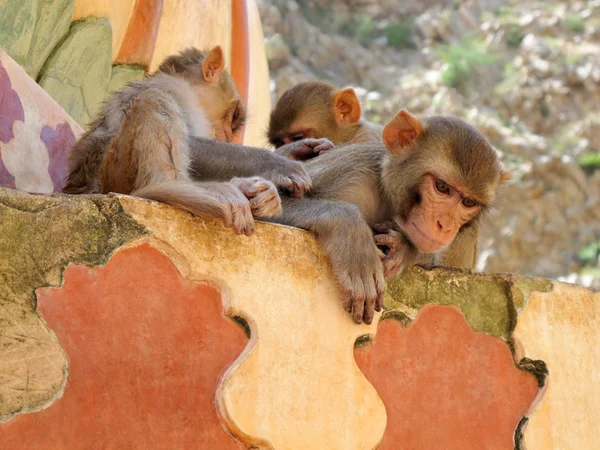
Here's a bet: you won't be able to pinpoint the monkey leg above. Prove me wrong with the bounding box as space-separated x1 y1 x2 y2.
265 196 386 325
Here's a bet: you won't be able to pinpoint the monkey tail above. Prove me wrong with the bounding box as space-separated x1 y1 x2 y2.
132 181 227 220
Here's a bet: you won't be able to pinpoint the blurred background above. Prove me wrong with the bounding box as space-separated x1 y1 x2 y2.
257 0 600 289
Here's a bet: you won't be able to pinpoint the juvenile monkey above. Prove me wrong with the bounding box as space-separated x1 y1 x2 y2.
64 46 312 236
268 82 482 270
267 82 383 160
267 110 509 325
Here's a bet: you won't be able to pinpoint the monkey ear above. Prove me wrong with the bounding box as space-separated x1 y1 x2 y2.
500 171 512 183
202 46 225 83
382 110 423 155
332 88 362 125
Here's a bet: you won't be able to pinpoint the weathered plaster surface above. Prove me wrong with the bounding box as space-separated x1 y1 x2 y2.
386 267 552 338
107 65 145 94
355 304 540 449
0 0 73 79
72 0 136 56
38 18 112 125
150 0 232 72
0 189 146 422
121 196 387 450
0 244 248 448
514 282 600 450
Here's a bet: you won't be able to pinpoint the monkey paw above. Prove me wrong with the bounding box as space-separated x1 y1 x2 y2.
373 222 416 279
264 160 312 198
276 138 335 162
231 177 282 218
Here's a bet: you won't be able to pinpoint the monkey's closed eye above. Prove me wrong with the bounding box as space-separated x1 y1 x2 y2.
435 180 450 194
462 198 476 208
291 133 305 142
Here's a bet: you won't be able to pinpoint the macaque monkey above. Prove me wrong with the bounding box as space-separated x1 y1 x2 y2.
64 46 312 236
268 82 482 270
267 110 509 325
267 82 383 160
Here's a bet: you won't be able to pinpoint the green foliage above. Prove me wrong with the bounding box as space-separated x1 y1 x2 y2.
504 25 524 47
579 151 600 170
578 240 600 265
383 20 414 49
298 3 333 34
339 14 375 45
565 14 585 33
435 39 497 87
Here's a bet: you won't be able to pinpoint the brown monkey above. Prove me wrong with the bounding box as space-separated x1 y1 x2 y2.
268 82 482 270
64 46 313 236
267 82 383 159
266 110 509 325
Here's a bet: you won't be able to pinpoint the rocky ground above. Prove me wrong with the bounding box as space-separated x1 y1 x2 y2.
257 0 600 288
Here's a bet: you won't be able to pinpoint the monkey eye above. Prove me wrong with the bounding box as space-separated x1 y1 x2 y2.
291 133 305 142
435 180 450 194
462 198 476 208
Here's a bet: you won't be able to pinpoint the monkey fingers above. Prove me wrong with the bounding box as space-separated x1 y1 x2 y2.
231 177 282 217
278 138 335 161
212 183 255 236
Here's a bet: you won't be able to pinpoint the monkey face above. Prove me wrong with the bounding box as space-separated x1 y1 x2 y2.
399 175 481 253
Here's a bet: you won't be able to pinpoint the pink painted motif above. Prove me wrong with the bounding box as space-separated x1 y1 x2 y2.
0 244 249 449
0 63 24 188
355 304 540 450
41 123 77 192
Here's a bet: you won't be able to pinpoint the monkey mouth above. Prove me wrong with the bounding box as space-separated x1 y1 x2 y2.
408 222 447 252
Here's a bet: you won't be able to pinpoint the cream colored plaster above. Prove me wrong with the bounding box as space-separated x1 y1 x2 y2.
120 196 386 450
243 0 272 148
72 0 136 56
150 0 232 72
514 282 600 450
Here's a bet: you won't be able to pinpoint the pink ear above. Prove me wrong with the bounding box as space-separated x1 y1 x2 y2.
382 110 423 155
202 46 225 83
332 88 362 125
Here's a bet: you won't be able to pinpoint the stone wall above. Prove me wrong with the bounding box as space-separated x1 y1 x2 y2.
0 188 598 448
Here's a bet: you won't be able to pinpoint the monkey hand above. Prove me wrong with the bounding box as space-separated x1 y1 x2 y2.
231 177 282 218
275 138 335 161
260 158 312 198
322 218 386 325
373 222 416 279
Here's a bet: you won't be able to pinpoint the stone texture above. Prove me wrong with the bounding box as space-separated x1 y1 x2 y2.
0 244 248 448
0 0 73 79
0 189 146 422
0 51 82 194
121 196 386 450
355 304 540 449
107 65 146 94
72 0 137 56
514 282 600 449
38 18 112 126
386 267 552 338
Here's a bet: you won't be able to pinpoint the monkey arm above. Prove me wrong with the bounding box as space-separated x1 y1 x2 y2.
189 137 295 179
188 137 311 197
264 196 385 325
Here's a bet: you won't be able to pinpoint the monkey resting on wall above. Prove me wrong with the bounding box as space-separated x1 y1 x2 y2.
265 108 510 324
64 46 322 236
267 81 497 271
